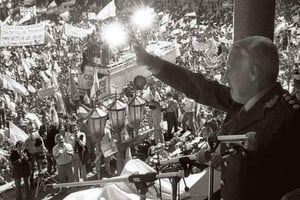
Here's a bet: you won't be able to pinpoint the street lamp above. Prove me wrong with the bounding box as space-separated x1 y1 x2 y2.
107 98 127 175
108 99 127 132
86 107 107 180
128 96 145 137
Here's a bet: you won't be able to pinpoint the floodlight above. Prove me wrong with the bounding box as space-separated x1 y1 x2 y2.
102 22 127 47
131 7 155 29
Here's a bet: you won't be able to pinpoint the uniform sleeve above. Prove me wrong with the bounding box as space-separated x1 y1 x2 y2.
149 55 233 112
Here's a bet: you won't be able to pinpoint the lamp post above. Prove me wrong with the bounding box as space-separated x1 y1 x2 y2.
108 99 127 174
86 107 107 180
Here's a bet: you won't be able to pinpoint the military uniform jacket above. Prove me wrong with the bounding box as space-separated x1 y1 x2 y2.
150 56 300 200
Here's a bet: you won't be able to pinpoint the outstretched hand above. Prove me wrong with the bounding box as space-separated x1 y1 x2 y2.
128 30 149 66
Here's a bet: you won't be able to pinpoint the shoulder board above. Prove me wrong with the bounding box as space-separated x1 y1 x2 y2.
264 94 280 109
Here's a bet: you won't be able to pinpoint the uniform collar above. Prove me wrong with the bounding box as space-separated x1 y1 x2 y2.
244 83 276 112
229 83 283 134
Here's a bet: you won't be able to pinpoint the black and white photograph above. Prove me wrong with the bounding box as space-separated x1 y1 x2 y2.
0 0 300 199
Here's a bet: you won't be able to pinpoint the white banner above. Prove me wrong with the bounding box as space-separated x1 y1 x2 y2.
64 23 93 38
20 6 36 17
0 23 45 47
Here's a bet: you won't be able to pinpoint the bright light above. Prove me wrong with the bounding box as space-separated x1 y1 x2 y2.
131 7 155 29
102 22 127 47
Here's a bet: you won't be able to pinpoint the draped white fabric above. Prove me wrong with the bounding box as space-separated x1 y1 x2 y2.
64 159 221 200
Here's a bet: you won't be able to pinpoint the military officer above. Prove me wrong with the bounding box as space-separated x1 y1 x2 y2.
131 35 300 200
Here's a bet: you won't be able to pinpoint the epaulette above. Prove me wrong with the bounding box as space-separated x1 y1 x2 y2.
264 94 280 109
282 93 300 110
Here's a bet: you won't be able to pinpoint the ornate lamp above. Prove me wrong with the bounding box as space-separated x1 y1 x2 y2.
108 99 127 132
86 107 107 180
128 96 145 125
87 108 107 140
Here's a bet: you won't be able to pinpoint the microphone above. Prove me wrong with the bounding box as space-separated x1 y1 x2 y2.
159 154 198 165
209 132 256 144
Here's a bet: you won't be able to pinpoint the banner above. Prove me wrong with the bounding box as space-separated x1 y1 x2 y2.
78 65 109 99
0 23 45 47
20 6 36 17
64 23 93 38
38 86 57 97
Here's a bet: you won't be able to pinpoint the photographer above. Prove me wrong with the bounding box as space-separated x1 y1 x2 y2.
10 141 32 200
24 120 48 189
53 134 74 183
70 124 87 182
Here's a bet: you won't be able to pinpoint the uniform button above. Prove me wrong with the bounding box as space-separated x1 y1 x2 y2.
220 198 224 200
220 179 225 185
224 161 228 167
284 96 292 101
242 151 246 156
225 143 230 148
293 104 300 109
288 100 296 104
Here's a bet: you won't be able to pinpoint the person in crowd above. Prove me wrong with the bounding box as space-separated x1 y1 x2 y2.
10 141 32 200
0 96 5 129
70 124 87 182
147 85 164 144
24 120 48 189
180 93 196 134
164 92 179 139
293 71 300 100
131 35 300 200
39 115 58 174
52 134 74 183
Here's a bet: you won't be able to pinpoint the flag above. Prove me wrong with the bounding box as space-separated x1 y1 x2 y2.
77 104 91 118
83 93 91 105
124 147 132 163
9 121 29 144
90 72 99 99
55 92 66 114
21 58 32 78
159 13 170 27
274 20 287 37
47 0 57 14
45 31 56 45
50 106 59 126
27 84 36 93
69 72 80 101
0 74 29 96
97 0 116 21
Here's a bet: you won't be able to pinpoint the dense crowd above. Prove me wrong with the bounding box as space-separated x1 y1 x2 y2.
0 0 300 198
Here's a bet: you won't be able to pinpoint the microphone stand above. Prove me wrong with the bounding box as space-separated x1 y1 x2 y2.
47 171 185 200
160 156 208 200
207 137 220 200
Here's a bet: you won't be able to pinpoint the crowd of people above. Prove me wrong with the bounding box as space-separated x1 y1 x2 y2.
0 0 300 199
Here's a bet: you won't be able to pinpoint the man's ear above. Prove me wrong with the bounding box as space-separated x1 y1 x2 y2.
250 65 258 82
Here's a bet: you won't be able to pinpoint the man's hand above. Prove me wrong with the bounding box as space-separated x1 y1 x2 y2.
128 31 162 75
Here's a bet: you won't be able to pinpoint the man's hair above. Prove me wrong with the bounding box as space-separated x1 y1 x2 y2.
233 36 279 86
55 134 64 144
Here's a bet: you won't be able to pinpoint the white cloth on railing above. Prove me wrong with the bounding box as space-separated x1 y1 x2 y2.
64 159 220 200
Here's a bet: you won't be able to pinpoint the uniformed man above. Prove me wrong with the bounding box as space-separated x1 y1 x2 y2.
131 35 300 200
